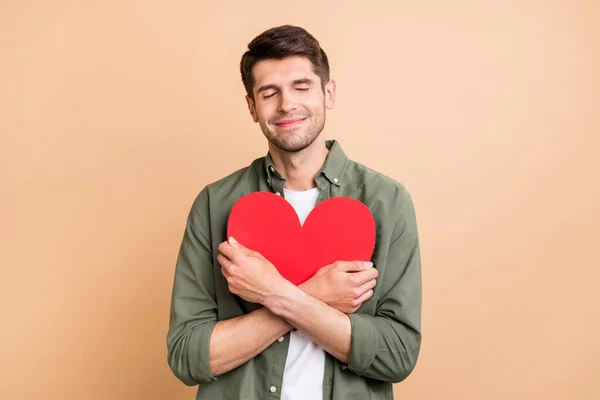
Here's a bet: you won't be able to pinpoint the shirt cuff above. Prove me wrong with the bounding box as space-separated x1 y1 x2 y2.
347 313 379 373
189 321 218 383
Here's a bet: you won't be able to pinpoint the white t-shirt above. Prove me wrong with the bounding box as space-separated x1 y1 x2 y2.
280 187 325 400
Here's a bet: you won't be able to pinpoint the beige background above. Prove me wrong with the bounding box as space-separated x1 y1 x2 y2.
1 1 599 399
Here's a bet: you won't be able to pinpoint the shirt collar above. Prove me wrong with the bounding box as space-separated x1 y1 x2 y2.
264 140 348 187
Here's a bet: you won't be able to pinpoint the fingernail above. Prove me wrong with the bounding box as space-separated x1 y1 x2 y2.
363 261 373 268
229 237 237 245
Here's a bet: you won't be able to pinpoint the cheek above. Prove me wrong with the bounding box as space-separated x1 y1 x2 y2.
308 100 325 115
255 104 274 121
308 93 325 107
258 111 270 125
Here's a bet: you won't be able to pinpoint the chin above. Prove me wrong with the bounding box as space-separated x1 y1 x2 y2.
263 125 324 154
274 141 311 153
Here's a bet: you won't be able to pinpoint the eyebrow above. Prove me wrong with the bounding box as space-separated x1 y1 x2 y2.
256 84 278 94
256 78 315 94
292 78 314 85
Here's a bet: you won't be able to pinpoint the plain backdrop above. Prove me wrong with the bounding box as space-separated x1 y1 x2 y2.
1 1 599 399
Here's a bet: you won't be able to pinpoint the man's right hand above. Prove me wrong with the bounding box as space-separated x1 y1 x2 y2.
300 261 378 314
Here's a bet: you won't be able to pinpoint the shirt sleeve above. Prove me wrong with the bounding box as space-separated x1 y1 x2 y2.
166 188 219 386
346 192 423 383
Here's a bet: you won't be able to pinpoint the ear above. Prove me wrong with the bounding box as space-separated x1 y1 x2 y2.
246 95 259 123
325 79 336 110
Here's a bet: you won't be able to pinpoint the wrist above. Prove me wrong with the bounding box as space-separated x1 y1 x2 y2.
299 280 316 297
300 279 328 305
259 274 290 305
261 306 295 331
263 279 303 317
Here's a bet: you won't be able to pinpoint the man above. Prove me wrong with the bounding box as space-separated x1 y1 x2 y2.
167 25 422 399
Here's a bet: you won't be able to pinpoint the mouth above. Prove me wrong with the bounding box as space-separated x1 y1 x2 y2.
274 117 307 128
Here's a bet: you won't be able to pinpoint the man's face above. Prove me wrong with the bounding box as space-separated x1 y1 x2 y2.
246 56 336 153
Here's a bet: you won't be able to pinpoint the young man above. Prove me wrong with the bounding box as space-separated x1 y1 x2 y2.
167 25 422 399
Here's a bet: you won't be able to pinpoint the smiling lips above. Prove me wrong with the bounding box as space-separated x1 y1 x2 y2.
274 117 306 128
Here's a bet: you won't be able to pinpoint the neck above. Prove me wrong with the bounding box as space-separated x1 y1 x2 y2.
269 136 329 191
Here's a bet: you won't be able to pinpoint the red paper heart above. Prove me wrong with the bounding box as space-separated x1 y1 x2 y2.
227 192 376 285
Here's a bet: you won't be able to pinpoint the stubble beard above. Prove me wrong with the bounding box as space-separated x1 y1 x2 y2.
261 112 326 153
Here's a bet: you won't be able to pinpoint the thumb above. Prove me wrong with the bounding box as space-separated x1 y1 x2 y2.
228 237 252 254
343 260 373 272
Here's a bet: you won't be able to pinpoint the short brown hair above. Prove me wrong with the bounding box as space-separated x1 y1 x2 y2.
240 25 330 100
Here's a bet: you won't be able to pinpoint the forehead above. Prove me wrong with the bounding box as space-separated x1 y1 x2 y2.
252 56 320 89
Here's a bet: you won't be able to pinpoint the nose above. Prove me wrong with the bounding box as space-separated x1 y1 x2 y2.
277 89 297 113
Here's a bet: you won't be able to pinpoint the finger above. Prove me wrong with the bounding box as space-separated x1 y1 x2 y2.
217 253 233 272
341 260 373 272
351 268 379 286
221 266 230 280
218 240 233 257
354 289 374 306
356 278 377 295
218 256 240 284
228 236 257 256
219 241 240 262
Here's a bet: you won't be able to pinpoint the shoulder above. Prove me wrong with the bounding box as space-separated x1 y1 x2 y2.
341 158 417 243
345 158 411 207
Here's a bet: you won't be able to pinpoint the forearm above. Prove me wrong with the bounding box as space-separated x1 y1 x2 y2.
209 307 293 376
266 282 352 364
345 312 421 382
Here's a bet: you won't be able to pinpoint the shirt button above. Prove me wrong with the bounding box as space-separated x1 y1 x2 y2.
275 192 281 196
278 336 284 342
270 386 277 393
269 166 275 172
333 177 339 183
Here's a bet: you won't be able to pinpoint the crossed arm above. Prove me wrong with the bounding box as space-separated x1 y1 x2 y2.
167 191 421 385
211 237 377 376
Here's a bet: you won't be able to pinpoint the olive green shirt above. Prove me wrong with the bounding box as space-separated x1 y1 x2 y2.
167 140 422 399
